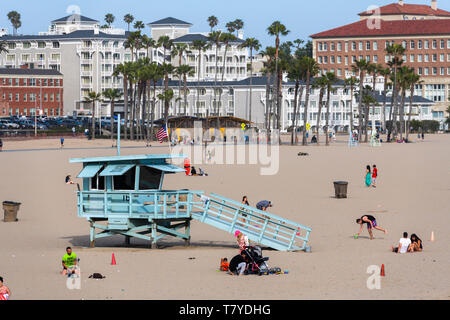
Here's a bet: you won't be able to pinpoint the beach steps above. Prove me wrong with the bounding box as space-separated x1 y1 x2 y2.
190 193 312 252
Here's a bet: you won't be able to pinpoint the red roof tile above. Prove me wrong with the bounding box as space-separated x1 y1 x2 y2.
310 19 450 38
359 3 450 17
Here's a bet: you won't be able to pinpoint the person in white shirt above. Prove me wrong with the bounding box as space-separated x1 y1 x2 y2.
391 232 411 253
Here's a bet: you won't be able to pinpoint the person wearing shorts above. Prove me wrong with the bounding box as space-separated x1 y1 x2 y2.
62 247 78 276
372 165 378 188
356 215 387 240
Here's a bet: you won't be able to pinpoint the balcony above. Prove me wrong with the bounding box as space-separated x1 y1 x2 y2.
81 83 93 89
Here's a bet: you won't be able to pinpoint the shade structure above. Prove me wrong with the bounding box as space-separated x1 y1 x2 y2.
77 164 103 178
100 164 135 176
146 164 186 173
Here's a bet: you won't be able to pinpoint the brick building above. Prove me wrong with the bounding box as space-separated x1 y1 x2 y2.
0 66 63 117
310 0 450 128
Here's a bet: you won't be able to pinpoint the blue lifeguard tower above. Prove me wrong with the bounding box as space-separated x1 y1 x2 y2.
69 154 312 251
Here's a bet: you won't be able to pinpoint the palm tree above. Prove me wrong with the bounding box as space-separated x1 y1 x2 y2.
267 21 290 132
105 14 115 27
324 72 338 146
157 89 178 130
207 16 218 33
171 43 191 110
397 66 412 140
157 36 173 63
313 76 327 145
366 63 378 141
160 62 175 126
141 35 156 61
147 63 164 141
103 89 122 145
386 43 406 140
287 55 306 145
344 77 359 134
217 33 235 128
208 30 223 120
133 21 145 32
232 19 244 37
260 47 276 132
7 11 21 35
405 69 422 141
240 38 261 125
125 31 142 62
352 59 369 141
124 14 135 32
113 62 133 140
84 91 102 139
301 56 319 146
191 39 211 116
378 67 391 133
176 65 195 116
0 41 9 54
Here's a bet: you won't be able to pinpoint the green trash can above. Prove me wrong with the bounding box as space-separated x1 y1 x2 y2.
333 181 348 199
3 201 21 222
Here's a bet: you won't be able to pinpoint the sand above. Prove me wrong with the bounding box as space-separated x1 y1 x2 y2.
0 134 449 300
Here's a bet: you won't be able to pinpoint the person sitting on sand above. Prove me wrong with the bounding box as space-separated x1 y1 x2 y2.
62 247 79 277
391 232 411 254
409 234 423 252
356 215 388 240
65 175 75 185
228 252 248 276
220 258 229 271
0 276 11 300
191 166 197 176
235 230 249 252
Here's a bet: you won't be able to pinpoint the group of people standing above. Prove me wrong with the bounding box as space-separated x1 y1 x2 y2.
365 165 378 188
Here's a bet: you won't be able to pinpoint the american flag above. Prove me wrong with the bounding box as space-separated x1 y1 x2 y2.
157 125 168 143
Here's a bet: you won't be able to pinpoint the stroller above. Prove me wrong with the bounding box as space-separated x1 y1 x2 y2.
243 246 270 276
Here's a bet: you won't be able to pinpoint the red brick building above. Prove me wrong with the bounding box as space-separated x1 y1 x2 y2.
0 66 63 117
310 0 450 114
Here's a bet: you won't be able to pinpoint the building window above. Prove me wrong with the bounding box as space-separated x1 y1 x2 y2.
345 56 349 65
318 56 323 64
373 41 378 50
38 41 46 49
337 42 342 51
8 43 16 50
373 55 378 63
323 42 328 51
432 54 437 62
318 42 323 51
424 68 429 75
447 67 450 75
440 67 444 75
366 41 371 50
23 42 31 49
418 40 423 49
410 40 415 49
432 40 437 49
331 42 335 51
330 56 335 64
440 54 444 62
324 56 328 64
425 84 445 102
359 41 363 51
402 41 407 48
418 54 423 62
352 42 356 51
440 39 444 49
337 56 342 64
410 54 415 63
24 94 27 102
345 42 348 52
424 40 429 49
15 93 19 102
424 54 429 62
52 41 60 48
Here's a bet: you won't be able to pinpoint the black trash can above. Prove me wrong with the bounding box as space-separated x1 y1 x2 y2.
333 181 348 199
3 201 21 222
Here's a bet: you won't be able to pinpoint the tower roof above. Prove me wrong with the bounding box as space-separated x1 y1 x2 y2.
148 17 192 27
358 2 450 17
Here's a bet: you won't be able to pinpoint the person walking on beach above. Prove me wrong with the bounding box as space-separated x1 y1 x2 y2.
356 215 388 240
391 232 411 253
72 127 76 137
372 165 378 188
62 247 78 277
0 276 11 300
240 196 250 225
60 137 64 148
365 165 372 187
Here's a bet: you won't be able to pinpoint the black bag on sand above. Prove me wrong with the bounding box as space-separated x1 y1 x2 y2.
89 273 106 279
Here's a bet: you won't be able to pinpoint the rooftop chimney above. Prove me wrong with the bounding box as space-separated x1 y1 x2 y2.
431 0 437 10
399 0 404 6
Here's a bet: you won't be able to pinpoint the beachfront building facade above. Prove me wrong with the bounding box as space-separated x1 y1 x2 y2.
143 77 434 133
0 66 63 117
310 0 450 129
148 17 248 83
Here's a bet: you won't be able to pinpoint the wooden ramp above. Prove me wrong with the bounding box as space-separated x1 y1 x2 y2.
191 193 312 252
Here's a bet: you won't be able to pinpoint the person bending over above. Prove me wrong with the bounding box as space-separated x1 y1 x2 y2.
228 252 248 276
356 215 387 240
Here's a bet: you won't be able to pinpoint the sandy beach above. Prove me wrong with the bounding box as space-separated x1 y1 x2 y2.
0 134 449 300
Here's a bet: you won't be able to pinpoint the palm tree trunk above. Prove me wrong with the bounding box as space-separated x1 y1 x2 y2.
111 100 114 146
317 90 324 145
123 76 129 140
382 78 388 134
294 86 304 145
350 87 354 133
146 80 152 142
249 49 253 124
358 71 364 142
291 80 299 145
303 72 311 146
364 103 370 143
265 72 271 132
399 88 406 140
325 89 331 146
406 86 414 141
392 68 398 139
91 101 96 139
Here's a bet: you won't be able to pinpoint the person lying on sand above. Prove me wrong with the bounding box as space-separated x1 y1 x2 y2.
391 232 411 254
356 215 387 240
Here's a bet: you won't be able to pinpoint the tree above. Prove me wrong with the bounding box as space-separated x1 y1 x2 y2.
84 91 102 139
217 33 235 128
397 66 411 140
445 105 450 127
105 14 115 27
207 16 218 33
113 62 134 140
344 77 359 133
157 35 173 63
7 11 21 35
287 54 306 145
133 21 145 31
158 89 180 131
301 57 319 146
386 43 406 140
240 38 261 125
191 39 211 116
405 70 422 141
378 67 391 133
366 63 379 142
141 35 156 60
352 59 370 142
147 63 164 141
124 14 135 32
324 72 338 146
103 89 122 145
125 31 142 62
232 19 244 37
208 30 223 121
267 21 290 133
176 65 195 116
313 76 328 145
260 46 276 132
0 41 9 55
171 43 191 111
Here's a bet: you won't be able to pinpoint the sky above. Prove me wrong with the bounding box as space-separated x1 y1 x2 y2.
1 0 450 48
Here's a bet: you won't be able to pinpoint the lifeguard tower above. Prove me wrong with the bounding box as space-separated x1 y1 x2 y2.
69 154 312 252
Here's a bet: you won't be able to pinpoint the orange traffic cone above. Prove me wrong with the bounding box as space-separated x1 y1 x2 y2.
431 231 435 242
380 264 385 277
111 253 117 265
